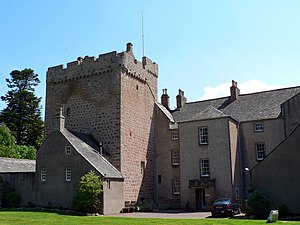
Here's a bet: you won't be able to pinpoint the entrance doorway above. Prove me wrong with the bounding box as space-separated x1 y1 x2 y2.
195 188 206 210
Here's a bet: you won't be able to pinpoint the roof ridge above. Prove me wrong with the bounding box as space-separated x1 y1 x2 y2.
182 85 300 106
239 85 300 97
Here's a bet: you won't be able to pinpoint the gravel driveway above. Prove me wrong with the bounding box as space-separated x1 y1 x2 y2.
106 210 212 219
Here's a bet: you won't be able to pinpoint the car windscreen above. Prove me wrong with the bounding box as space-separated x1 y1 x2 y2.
213 200 230 205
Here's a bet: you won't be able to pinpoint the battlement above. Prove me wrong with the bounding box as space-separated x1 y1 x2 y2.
47 43 158 85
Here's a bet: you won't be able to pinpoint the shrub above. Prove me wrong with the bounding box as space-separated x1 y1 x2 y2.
72 171 103 213
247 189 272 219
278 204 290 218
1 182 22 207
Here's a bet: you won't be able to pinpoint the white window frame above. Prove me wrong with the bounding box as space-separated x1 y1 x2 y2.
66 168 72 182
254 122 264 132
65 146 71 155
199 127 208 145
172 179 180 195
171 149 180 166
41 168 46 182
171 132 179 140
200 159 210 177
256 143 265 160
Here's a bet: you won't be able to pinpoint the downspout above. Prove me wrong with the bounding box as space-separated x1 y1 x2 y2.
238 119 247 201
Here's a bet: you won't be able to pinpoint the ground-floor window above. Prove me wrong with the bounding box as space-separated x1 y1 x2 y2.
172 179 180 195
256 143 265 160
200 159 210 177
66 168 72 182
41 168 46 182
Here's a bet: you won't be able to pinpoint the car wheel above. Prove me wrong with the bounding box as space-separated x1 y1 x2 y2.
211 213 216 218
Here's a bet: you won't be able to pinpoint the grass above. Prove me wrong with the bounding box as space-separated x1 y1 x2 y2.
0 209 299 225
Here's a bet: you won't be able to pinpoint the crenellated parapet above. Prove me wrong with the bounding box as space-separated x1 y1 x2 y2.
46 43 158 85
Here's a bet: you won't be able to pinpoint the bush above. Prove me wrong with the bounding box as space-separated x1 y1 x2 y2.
72 171 103 213
278 204 290 218
247 189 272 219
1 182 22 207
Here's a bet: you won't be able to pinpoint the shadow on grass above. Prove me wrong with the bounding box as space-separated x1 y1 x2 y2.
0 207 86 216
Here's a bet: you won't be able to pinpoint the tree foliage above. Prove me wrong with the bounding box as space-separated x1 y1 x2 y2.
0 68 44 149
0 120 36 160
73 171 103 212
0 145 36 160
247 189 273 219
0 123 16 146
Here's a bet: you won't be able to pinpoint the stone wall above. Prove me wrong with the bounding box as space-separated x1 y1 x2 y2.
252 124 300 214
155 104 180 208
178 117 234 209
44 43 158 204
0 172 35 206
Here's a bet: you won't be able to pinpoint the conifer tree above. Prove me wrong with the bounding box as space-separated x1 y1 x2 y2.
0 68 44 149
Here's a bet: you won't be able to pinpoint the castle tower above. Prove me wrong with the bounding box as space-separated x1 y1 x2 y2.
45 43 158 203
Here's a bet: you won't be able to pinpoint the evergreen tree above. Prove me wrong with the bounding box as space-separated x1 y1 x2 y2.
0 123 16 146
0 68 44 149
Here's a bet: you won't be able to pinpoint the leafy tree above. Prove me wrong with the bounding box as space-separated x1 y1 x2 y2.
0 68 44 149
73 171 103 212
247 189 272 219
0 123 16 146
0 145 36 160
0 123 36 159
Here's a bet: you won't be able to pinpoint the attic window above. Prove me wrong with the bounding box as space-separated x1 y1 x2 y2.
171 132 179 140
65 146 71 155
254 122 264 132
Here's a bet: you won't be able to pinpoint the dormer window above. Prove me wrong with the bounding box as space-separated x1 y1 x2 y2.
254 122 264 132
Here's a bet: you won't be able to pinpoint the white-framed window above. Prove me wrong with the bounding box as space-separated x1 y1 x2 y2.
65 146 71 155
256 143 265 160
171 132 179 140
141 161 145 176
172 179 180 195
199 127 208 144
171 149 180 166
200 159 210 177
66 169 72 182
254 122 264 132
41 168 46 182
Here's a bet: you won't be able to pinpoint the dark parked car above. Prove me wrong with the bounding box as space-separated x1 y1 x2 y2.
211 198 241 217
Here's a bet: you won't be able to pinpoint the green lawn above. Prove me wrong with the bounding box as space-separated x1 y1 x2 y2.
0 210 299 225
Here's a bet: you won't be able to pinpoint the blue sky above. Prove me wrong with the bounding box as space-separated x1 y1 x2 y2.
1 0 300 116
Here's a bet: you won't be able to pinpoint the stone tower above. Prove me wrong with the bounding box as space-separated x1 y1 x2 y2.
45 43 158 203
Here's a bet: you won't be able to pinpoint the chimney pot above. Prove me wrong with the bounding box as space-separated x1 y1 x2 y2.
161 88 170 109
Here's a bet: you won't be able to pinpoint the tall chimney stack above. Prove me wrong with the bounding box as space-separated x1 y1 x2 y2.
176 89 187 109
52 107 65 131
230 80 240 101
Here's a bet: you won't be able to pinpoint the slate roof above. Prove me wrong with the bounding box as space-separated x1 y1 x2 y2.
172 86 300 122
156 102 175 123
61 129 123 179
0 157 36 173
